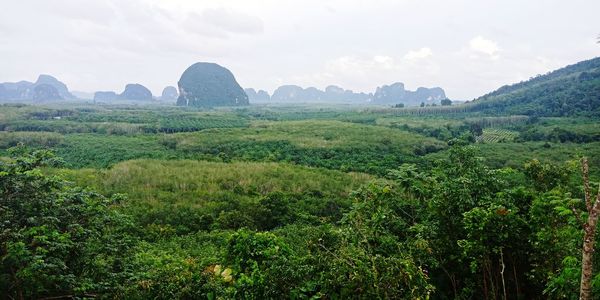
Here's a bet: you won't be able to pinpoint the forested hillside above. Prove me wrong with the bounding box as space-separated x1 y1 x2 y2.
471 57 600 116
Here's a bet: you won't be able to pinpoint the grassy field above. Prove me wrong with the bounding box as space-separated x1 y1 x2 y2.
58 159 374 233
168 119 444 149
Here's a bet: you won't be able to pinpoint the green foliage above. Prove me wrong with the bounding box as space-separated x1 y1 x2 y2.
60 159 370 234
477 128 518 143
0 147 134 298
0 131 64 148
524 159 573 191
164 120 446 175
225 230 291 298
514 117 600 143
441 99 452 106
335 182 435 298
1 101 599 298
472 57 600 117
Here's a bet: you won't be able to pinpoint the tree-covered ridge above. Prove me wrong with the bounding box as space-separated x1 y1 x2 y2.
471 57 600 117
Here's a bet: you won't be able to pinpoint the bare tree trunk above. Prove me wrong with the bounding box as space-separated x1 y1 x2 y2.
577 158 600 300
500 249 507 300
512 258 520 297
581 222 596 300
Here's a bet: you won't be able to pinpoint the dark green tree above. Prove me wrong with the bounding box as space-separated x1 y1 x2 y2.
441 98 453 106
0 147 133 299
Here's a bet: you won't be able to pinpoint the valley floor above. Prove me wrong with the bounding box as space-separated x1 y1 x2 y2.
1 103 599 298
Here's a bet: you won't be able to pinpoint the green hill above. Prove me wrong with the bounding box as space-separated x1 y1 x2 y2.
471 57 600 117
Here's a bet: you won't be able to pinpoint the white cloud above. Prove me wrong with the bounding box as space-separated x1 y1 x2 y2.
184 8 264 38
469 36 500 59
201 8 263 34
403 47 433 61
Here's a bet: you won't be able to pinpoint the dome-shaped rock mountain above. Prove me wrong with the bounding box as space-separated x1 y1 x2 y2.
176 62 249 107
161 86 178 101
119 83 153 101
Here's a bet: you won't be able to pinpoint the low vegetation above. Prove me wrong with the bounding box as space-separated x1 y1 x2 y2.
1 100 599 299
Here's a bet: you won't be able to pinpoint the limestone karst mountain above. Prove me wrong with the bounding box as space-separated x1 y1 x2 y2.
32 84 62 101
176 62 249 107
161 86 178 102
0 74 74 101
244 88 270 103
372 83 446 106
261 83 445 105
92 84 153 102
93 91 118 102
35 74 75 99
119 83 153 101
269 85 372 103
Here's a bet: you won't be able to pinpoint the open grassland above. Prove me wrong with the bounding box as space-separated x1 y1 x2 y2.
65 159 371 200
375 115 466 128
169 119 444 150
58 159 374 233
161 120 446 174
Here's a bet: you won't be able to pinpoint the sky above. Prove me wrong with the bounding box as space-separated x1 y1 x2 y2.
0 0 599 100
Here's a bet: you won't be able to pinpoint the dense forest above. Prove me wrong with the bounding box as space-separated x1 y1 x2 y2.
471 57 600 117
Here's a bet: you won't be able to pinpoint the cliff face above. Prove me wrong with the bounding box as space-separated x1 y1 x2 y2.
35 74 74 99
32 84 62 101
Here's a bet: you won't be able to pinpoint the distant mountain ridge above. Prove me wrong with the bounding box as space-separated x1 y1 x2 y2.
269 85 372 104
93 83 154 102
0 74 75 101
244 88 270 103
0 71 448 107
372 83 446 106
246 83 446 105
471 57 600 116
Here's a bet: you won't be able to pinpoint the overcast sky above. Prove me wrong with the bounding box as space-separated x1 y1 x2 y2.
1 0 598 99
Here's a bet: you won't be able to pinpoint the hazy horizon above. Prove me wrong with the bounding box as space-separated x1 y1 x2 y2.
1 0 598 99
